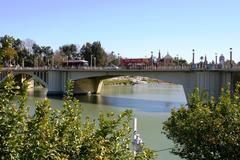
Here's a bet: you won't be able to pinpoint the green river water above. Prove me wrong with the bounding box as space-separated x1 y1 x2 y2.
28 83 187 160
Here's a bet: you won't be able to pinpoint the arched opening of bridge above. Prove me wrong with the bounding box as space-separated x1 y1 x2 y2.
0 73 48 98
102 76 187 103
27 77 48 98
72 75 187 111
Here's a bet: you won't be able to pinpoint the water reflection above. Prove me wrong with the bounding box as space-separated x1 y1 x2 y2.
28 87 48 98
75 83 187 112
76 95 183 112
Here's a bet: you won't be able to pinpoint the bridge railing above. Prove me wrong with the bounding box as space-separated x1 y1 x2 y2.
2 64 240 72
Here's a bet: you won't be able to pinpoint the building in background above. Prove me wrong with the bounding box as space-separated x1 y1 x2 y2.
120 58 151 69
219 54 225 68
157 53 174 66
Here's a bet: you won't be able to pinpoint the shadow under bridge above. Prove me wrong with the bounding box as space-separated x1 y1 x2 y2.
73 75 117 94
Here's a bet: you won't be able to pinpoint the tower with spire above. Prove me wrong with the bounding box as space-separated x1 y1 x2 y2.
158 50 161 61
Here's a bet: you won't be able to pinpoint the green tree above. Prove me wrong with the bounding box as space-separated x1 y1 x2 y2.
2 47 17 66
163 84 240 160
59 44 78 61
0 73 154 160
16 48 34 67
80 41 107 66
0 35 17 66
0 35 35 67
41 46 54 66
32 43 42 67
106 51 119 66
173 57 188 66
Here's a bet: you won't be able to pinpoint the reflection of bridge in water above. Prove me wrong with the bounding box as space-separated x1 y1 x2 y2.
1 66 240 99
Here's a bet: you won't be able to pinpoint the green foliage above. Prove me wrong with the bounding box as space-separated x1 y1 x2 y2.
103 79 134 85
0 35 35 67
173 57 188 65
1 35 119 67
0 74 154 160
59 44 78 60
163 83 240 160
80 42 108 66
33 43 54 67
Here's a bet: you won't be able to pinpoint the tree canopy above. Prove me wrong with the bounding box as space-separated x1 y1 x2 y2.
0 35 35 67
163 84 240 160
59 44 78 60
32 43 54 67
81 41 108 66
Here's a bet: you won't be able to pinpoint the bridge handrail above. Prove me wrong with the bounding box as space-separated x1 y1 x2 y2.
2 64 240 72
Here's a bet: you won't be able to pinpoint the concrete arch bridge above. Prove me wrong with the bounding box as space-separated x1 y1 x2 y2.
0 68 239 99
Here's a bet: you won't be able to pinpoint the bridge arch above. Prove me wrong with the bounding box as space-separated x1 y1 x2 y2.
70 72 186 95
0 72 48 88
67 70 230 100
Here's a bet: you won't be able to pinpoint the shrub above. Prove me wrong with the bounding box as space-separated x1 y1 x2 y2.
0 74 154 160
163 84 240 160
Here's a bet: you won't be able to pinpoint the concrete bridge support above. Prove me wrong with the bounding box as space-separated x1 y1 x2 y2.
73 78 103 94
47 70 65 95
185 71 232 100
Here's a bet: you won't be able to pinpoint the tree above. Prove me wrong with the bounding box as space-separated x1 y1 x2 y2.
0 35 17 66
0 73 155 159
0 35 36 67
41 46 54 66
22 39 36 53
32 44 54 66
32 43 42 67
173 57 188 66
80 42 93 65
0 35 15 48
59 44 78 61
17 48 34 67
2 47 17 66
52 50 64 67
80 41 108 66
163 84 240 160
106 51 119 66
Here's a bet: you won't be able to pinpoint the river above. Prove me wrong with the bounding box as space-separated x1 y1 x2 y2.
28 83 187 160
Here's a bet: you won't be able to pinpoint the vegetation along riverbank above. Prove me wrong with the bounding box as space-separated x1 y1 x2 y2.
103 76 166 85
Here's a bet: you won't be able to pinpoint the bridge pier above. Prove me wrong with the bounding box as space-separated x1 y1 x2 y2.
182 71 232 101
74 78 103 94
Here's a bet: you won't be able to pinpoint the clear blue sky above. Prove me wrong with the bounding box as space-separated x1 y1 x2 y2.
1 0 240 62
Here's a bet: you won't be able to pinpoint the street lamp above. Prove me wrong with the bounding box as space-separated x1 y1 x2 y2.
215 53 218 65
94 57 96 68
192 49 195 64
230 48 233 68
52 56 54 68
90 55 93 69
22 58 25 68
118 53 120 66
151 51 153 69
176 54 179 66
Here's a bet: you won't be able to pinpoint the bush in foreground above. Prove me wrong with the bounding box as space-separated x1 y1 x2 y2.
163 84 240 160
0 74 154 160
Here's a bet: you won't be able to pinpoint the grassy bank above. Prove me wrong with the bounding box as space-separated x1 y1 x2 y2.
103 79 134 85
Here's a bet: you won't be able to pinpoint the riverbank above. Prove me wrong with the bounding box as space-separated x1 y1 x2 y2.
102 76 167 86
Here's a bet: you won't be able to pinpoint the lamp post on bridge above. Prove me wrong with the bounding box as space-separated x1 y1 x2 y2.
192 49 195 64
177 54 179 67
94 57 96 68
90 55 93 69
215 53 218 66
151 51 153 69
230 48 233 68
118 53 120 66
